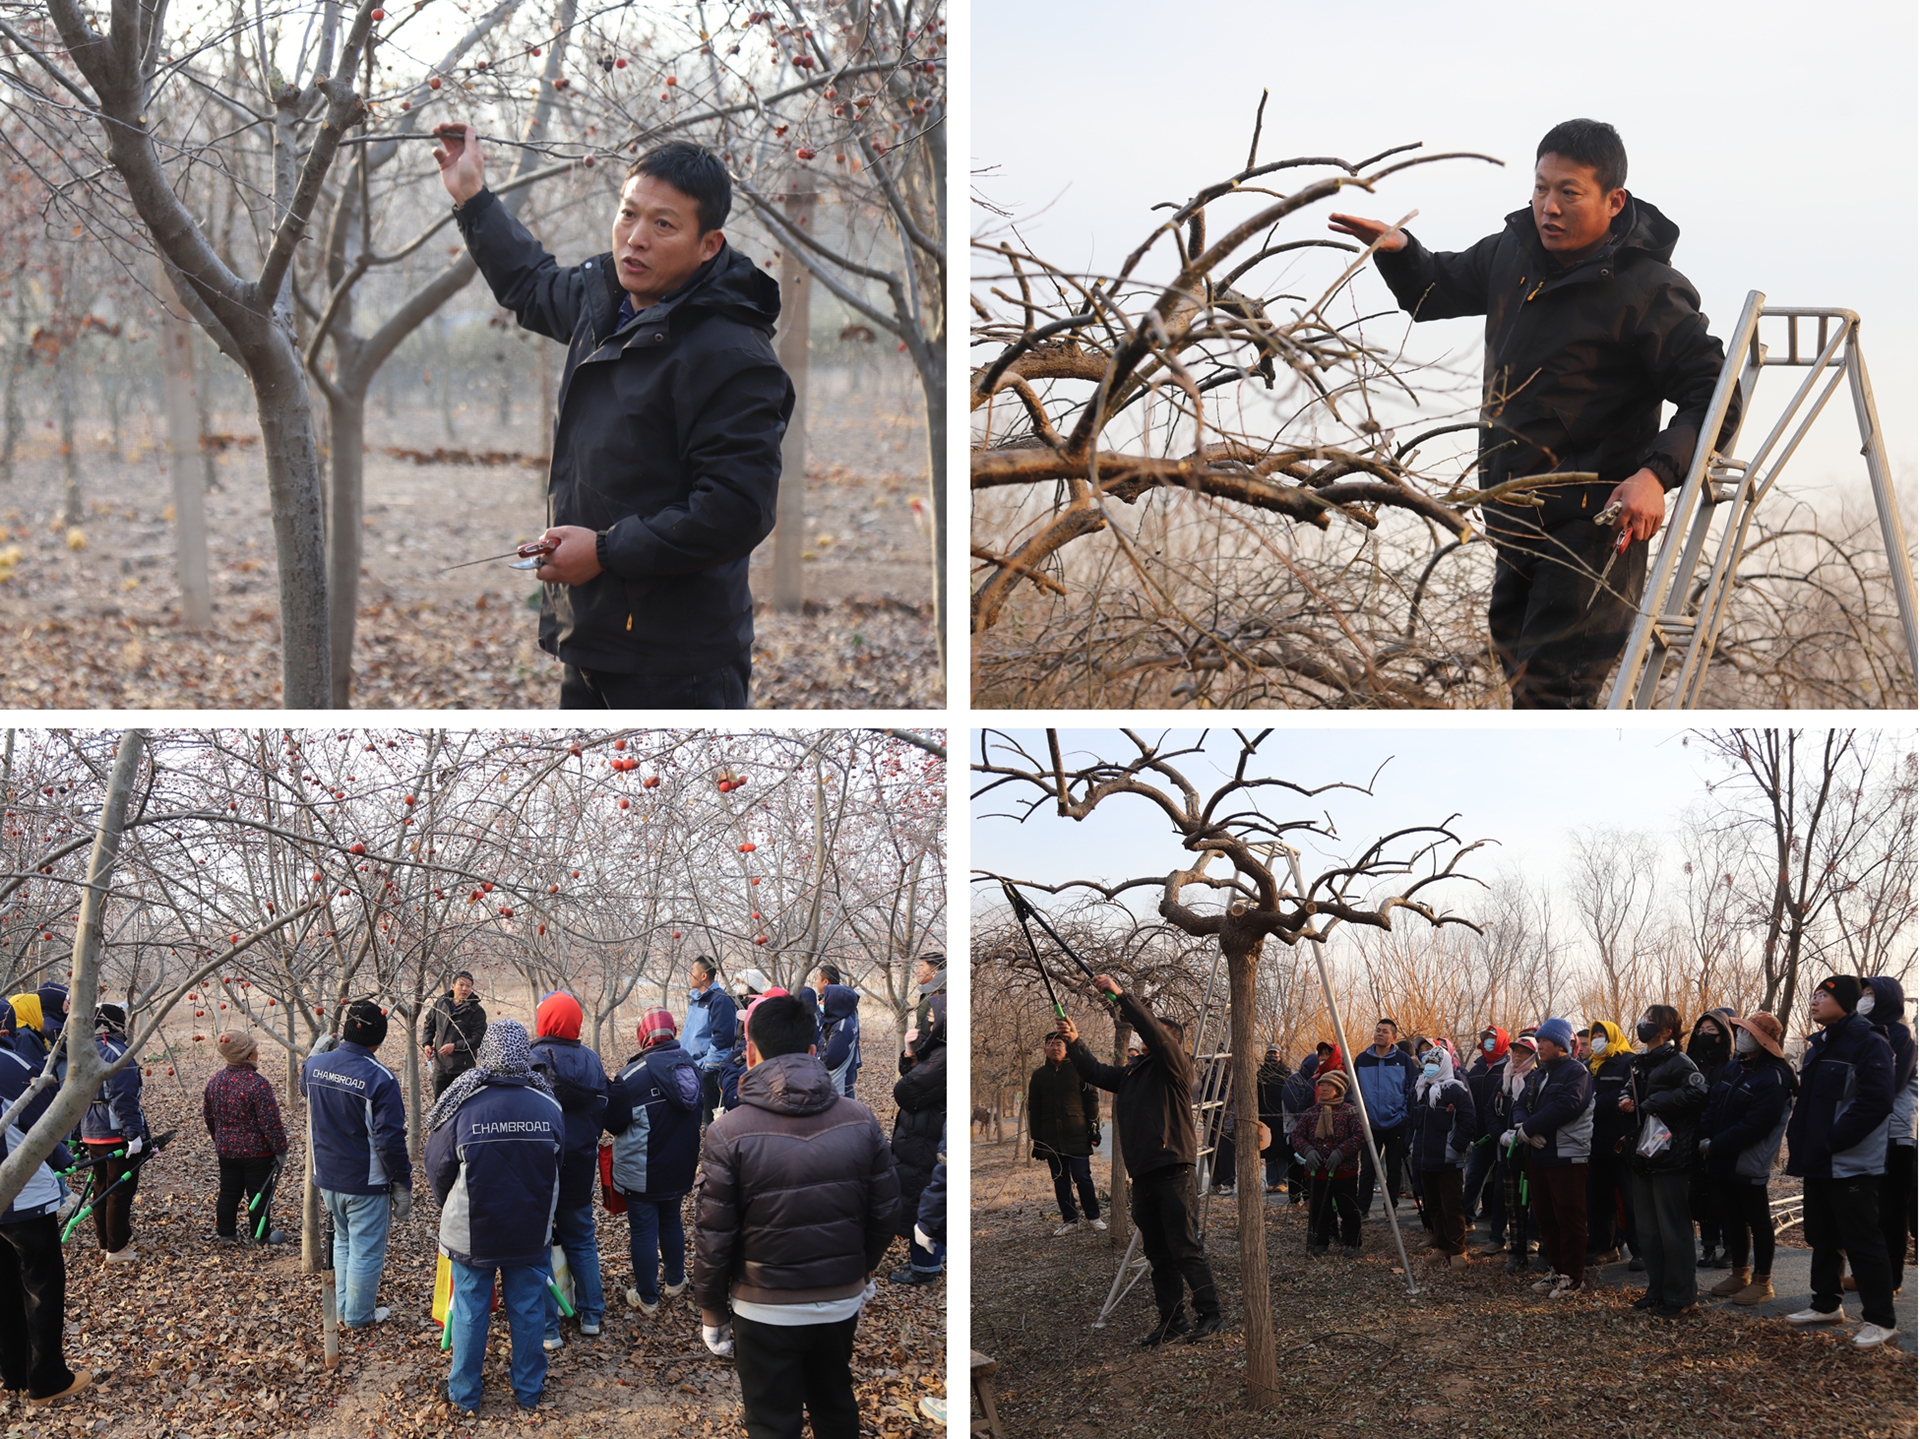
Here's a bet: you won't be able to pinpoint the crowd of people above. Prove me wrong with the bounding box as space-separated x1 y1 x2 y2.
0 953 948 1434
1046 973 1913 1353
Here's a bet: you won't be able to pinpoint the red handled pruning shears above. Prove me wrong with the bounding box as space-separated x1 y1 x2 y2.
436 538 558 574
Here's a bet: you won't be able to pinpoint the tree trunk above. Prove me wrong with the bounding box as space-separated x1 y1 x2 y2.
250 342 333 707
1226 935 1278 1409
916 360 946 667
772 180 815 611
326 394 366 707
56 340 81 526
155 260 213 628
1108 1019 1131 1247
403 1001 424 1164
0 288 25 479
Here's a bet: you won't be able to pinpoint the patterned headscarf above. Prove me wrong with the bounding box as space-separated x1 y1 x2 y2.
425 1018 554 1133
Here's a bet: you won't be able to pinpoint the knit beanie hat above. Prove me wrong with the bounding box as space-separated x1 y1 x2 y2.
94 1003 127 1034
217 1029 258 1065
1314 1070 1349 1101
536 991 583 1042
1536 1017 1575 1052
1815 974 1862 1013
637 1008 677 1048
38 983 69 1025
735 967 773 996
343 999 388 1047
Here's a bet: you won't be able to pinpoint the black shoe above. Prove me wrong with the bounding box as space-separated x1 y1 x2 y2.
1139 1315 1192 1348
1705 1249 1731 1270
1627 1256 1646 1272
888 1265 939 1286
1630 1294 1659 1310
1184 1314 1223 1343
1656 1303 1697 1318
1504 1256 1526 1275
1342 1244 1363 1258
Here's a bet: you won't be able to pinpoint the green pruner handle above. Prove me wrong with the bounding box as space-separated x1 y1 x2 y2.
440 1312 453 1351
548 1282 575 1318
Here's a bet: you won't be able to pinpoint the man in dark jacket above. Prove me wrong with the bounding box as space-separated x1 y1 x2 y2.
694 994 898 1439
605 1008 702 1314
1331 118 1742 707
426 1020 564 1415
1860 975 1915 1292
1029 1033 1104 1234
1584 1020 1639 1266
529 992 609 1348
1255 1046 1288 1194
1061 975 1221 1347
301 1001 412 1328
682 959 738 1128
1700 1011 1795 1305
1278 1053 1321 1203
813 967 864 1098
79 1004 148 1263
0 1035 89 1405
1462 1025 1509 1234
1510 1018 1593 1294
422 972 488 1101
1783 975 1898 1347
890 984 946 1285
1685 1009 1737 1268
1622 1005 1710 1316
437 128 793 708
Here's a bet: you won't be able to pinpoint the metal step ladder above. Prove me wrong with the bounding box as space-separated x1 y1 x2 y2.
1609 291 1918 708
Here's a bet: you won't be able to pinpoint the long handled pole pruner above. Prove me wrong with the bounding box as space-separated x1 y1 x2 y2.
1001 881 1119 1009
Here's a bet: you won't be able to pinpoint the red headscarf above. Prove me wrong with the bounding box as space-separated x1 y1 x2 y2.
1479 1025 1510 1063
536 991 583 1042
1314 1044 1345 1079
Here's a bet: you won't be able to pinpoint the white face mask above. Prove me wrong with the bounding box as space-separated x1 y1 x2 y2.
1735 1030 1758 1055
1857 992 1876 1017
1591 1036 1609 1056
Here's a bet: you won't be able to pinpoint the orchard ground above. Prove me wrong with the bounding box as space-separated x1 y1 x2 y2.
0 363 939 709
969 1136 1916 1439
0 1000 944 1439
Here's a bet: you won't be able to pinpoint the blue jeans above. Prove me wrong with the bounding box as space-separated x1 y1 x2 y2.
322 1189 392 1327
627 1197 686 1304
544 1205 603 1339
447 1260 548 1411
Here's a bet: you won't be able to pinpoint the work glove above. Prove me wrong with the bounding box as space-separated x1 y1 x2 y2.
701 1323 734 1359
1698 1137 1712 1157
1297 1147 1320 1171
914 1222 934 1252
125 1136 144 1157
1500 1129 1517 1149
391 1183 413 1221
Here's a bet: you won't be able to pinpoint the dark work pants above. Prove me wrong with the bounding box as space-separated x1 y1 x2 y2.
559 654 750 711
1045 1152 1100 1223
1357 1123 1408 1216
1587 1145 1638 1255
1713 1173 1773 1276
83 1141 137 1253
1487 517 1647 709
216 1155 279 1239
731 1312 859 1439
1689 1157 1723 1251
1503 1154 1533 1259
1882 1145 1915 1279
431 1062 473 1101
1803 1174 1895 1328
1631 1171 1697 1309
0 1213 73 1400
1213 1133 1235 1189
1531 1164 1588 1285
699 1069 723 1129
1462 1140 1497 1221
1130 1165 1219 1323
1420 1168 1468 1255
1307 1174 1362 1248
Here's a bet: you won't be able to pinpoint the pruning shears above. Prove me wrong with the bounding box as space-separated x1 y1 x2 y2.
250 1154 286 1244
1587 500 1631 610
61 1130 175 1241
1002 881 1119 1009
436 537 558 574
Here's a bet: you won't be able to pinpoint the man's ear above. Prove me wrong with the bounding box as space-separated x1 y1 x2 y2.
699 228 725 263
809 1043 818 1055
745 1039 760 1067
1606 188 1627 218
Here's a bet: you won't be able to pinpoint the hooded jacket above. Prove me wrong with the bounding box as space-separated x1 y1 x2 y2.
682 985 738 1073
1515 1053 1594 1166
1351 1043 1421 1130
1067 989 1197 1179
1626 1041 1709 1176
693 1051 899 1311
1408 1049 1477 1171
4 994 53 1075
455 187 794 675
1700 1051 1795 1181
1465 1029 1510 1142
890 1027 946 1236
1786 1010 1895 1180
426 1069 563 1268
80 1030 148 1144
1280 1054 1321 1121
1028 1056 1100 1161
1374 196 1741 540
1586 1021 1637 1154
301 1040 412 1196
0 1043 71 1225
529 1033 610 1212
605 1039 702 1200
819 983 863 1097
1686 1010 1736 1076
1256 1054 1291 1126
423 992 489 1078
1863 976 1916 1152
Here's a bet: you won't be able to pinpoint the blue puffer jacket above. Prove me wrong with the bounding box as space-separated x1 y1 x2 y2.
1515 1055 1594 1166
820 984 863 1097
80 1033 148 1143
605 1040 702 1199
1786 1011 1894 1180
529 1036 609 1211
301 1041 412 1196
916 1120 947 1247
1351 1045 1420 1130
1700 1053 1795 1181
682 986 738 1072
0 1044 71 1224
427 1072 563 1268
1407 1067 1477 1172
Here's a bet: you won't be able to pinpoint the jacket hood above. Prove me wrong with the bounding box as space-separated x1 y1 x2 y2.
1586 1020 1628 1072
7 994 43 1035
1502 192 1680 270
1296 1055 1321 1076
1314 1045 1345 1078
736 1050 840 1116
918 968 947 998
1478 1026 1510 1063
1865 976 1916 1089
606 241 782 336
1865 976 1907 1025
822 983 861 1021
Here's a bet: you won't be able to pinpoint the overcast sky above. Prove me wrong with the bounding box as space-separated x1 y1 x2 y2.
972 0 1917 502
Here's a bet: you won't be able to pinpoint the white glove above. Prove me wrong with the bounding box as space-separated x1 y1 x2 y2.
391 1183 413 1221
1500 1129 1517 1149
701 1322 734 1359
1698 1138 1712 1156
125 1136 144 1156
914 1223 933 1252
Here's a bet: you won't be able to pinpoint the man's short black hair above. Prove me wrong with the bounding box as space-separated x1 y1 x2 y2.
1377 1017 1398 1034
627 140 731 234
1043 1032 1067 1048
748 994 816 1059
691 956 717 982
1537 118 1627 194
817 964 842 985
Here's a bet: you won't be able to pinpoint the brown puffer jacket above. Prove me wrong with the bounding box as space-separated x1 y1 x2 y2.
693 1051 899 1311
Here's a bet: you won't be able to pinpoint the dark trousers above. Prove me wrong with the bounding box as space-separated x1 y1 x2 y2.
1713 1173 1773 1277
0 1213 73 1400
731 1312 859 1439
1045 1152 1100 1223
1307 1174 1361 1248
1688 1157 1723 1251
1212 1133 1235 1189
1419 1167 1468 1255
1882 1145 1915 1278
1502 1154 1532 1258
1462 1140 1497 1222
431 1063 473 1101
82 1141 137 1253
1631 1170 1697 1309
1587 1144 1638 1255
699 1069 723 1128
1530 1163 1588 1284
560 654 750 711
1487 517 1646 709
1130 1165 1219 1323
1803 1173 1895 1328
216 1155 278 1239
1357 1123 1408 1216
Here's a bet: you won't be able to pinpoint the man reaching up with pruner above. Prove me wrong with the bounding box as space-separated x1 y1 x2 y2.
1058 975 1223 1348
434 125 794 710
1329 118 1742 708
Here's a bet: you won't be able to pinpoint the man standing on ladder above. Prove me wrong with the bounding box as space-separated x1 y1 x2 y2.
1331 118 1743 707
1057 975 1222 1348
